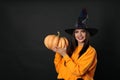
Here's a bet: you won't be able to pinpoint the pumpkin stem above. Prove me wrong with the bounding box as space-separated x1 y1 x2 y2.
57 31 60 36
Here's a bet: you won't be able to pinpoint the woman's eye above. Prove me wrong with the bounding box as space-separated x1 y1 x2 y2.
81 30 86 32
75 31 79 33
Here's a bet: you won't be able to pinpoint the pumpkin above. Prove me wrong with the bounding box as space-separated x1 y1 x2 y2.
44 31 69 50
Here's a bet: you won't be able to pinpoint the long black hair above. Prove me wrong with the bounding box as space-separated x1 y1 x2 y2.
67 29 90 58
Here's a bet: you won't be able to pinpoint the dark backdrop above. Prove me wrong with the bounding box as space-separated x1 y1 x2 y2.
0 1 120 80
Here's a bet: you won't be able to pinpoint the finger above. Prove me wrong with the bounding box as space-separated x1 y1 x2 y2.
64 47 66 50
52 47 57 52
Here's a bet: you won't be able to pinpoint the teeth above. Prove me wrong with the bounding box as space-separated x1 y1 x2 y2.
78 37 83 40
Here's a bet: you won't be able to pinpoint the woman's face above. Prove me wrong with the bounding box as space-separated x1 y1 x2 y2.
74 29 87 45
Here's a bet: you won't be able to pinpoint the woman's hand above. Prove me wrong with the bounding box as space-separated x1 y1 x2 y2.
52 47 67 56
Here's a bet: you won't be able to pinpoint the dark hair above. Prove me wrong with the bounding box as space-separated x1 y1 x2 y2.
67 29 90 57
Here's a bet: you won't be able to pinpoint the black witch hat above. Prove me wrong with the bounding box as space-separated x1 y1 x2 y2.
65 8 98 36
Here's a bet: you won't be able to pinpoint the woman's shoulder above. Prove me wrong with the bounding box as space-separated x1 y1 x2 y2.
89 45 97 52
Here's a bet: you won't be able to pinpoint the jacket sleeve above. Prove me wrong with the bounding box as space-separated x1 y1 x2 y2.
54 52 63 73
63 48 97 76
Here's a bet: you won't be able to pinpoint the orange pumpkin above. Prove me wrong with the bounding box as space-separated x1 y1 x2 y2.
44 31 69 50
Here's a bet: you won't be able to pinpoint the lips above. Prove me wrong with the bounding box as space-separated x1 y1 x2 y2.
77 36 84 40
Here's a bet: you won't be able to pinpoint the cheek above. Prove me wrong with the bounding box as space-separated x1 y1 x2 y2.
74 34 78 38
82 33 86 37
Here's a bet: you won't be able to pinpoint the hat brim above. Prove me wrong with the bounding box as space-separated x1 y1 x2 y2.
65 28 98 36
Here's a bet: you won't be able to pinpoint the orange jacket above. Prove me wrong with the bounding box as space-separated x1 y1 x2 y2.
54 45 97 80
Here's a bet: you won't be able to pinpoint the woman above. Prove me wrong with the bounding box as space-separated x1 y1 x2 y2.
52 8 98 80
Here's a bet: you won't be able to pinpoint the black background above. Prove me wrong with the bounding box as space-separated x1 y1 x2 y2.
0 1 120 80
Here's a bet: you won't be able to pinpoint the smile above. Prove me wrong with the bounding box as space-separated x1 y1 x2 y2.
77 36 84 40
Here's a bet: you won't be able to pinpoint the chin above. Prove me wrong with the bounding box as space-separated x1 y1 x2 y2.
77 40 85 43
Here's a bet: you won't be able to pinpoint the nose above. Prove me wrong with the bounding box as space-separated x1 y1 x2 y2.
79 32 82 36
